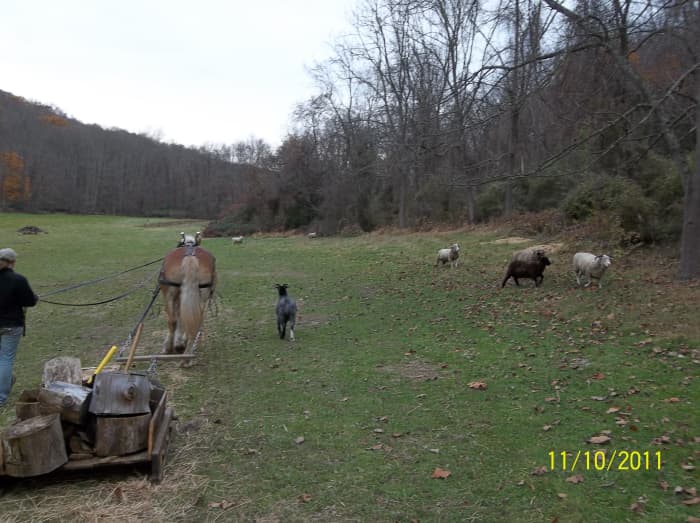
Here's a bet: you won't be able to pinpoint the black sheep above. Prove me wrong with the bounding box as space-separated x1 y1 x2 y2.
501 251 552 287
275 284 297 340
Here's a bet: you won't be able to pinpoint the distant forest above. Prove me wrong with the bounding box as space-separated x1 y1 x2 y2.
1 0 698 278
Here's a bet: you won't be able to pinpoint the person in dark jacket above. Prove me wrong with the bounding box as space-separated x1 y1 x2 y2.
0 248 38 406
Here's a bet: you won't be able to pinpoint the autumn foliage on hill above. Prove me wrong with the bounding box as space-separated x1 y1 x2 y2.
0 151 30 207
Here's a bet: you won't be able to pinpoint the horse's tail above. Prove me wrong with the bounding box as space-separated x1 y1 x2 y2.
180 255 203 348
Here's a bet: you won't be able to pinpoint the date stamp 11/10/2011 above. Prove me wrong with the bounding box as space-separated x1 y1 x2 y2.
548 450 662 472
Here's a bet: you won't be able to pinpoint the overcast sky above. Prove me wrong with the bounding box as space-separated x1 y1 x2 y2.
1 0 357 148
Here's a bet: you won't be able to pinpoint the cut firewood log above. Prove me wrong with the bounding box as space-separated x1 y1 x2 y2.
89 372 150 416
37 382 92 425
15 389 42 420
43 357 83 386
1 413 68 477
94 413 151 457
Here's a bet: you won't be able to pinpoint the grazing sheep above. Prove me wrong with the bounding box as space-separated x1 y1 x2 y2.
501 249 551 287
511 247 546 262
573 252 612 288
275 283 297 341
232 236 244 244
308 232 318 239
436 243 460 268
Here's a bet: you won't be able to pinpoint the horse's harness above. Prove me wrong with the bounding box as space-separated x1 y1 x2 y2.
158 244 215 289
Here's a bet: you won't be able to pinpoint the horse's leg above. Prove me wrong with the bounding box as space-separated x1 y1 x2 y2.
162 288 177 354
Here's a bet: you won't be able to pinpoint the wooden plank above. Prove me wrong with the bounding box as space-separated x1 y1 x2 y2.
61 450 149 470
115 354 196 362
148 392 168 459
123 323 144 371
150 408 174 483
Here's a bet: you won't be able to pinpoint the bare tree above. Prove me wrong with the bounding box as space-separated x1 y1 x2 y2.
543 0 699 278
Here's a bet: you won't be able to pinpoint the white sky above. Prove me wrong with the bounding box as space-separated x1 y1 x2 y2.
1 0 357 148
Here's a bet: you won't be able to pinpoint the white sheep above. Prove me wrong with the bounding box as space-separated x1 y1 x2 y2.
232 236 244 244
308 232 318 239
573 252 613 288
436 243 460 268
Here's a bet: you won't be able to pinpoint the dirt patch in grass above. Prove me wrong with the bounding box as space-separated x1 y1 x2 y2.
529 242 565 254
141 219 206 229
379 359 444 381
490 237 532 244
299 313 333 327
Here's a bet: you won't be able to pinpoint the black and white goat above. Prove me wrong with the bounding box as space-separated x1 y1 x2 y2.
275 284 297 341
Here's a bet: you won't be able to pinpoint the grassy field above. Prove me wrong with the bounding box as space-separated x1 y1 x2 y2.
0 213 698 523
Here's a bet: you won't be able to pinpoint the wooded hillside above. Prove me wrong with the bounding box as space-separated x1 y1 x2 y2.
0 89 265 218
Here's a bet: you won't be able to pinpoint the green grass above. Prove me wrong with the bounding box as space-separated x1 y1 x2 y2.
0 213 698 522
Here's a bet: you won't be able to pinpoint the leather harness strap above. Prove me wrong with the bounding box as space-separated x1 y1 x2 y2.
158 277 214 289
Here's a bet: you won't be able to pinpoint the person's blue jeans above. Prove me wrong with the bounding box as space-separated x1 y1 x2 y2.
0 326 23 405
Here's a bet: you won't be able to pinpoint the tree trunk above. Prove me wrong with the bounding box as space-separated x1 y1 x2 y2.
399 175 407 228
678 79 700 280
466 186 476 223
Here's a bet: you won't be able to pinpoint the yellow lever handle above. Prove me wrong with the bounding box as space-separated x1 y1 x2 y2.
87 345 118 385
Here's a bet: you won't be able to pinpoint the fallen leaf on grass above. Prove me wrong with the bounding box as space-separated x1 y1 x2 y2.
687 517 700 523
295 436 305 444
591 372 605 380
682 497 700 506
543 425 553 432
664 397 681 403
112 487 124 503
606 406 621 414
209 500 236 510
566 474 584 484
659 480 669 491
557 493 568 499
681 463 696 471
652 435 671 445
587 435 611 444
531 466 548 476
431 467 451 479
299 493 312 503
468 381 487 390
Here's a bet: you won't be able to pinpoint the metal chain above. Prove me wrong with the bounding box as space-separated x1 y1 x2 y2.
190 329 203 355
147 357 158 377
118 332 133 359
